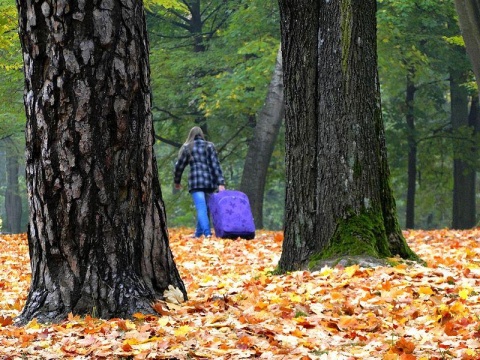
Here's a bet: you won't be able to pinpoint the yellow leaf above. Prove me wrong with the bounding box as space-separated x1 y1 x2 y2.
464 349 476 355
124 319 136 330
319 267 333 277
157 317 170 327
289 293 302 303
344 265 359 277
27 318 40 329
418 286 434 295
174 325 191 337
450 301 467 315
459 288 470 300
124 337 141 346
133 312 146 320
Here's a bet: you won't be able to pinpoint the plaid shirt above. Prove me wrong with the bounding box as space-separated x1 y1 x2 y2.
174 137 225 192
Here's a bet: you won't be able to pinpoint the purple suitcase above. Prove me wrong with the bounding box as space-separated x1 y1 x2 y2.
208 190 255 239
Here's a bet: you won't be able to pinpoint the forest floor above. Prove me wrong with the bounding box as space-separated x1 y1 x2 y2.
0 228 480 359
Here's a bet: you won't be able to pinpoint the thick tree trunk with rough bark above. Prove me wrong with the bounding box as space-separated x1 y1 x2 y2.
454 0 480 100
451 72 476 229
240 48 284 229
277 0 418 272
16 0 186 324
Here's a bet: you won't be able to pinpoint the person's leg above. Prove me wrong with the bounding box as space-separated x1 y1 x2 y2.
205 192 212 221
191 191 211 237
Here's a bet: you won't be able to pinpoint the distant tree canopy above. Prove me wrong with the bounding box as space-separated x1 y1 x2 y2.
0 0 478 231
0 1 24 139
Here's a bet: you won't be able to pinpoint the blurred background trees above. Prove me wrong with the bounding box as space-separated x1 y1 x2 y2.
0 0 479 232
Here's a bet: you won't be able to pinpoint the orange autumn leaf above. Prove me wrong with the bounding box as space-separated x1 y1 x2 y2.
330 291 343 300
418 286 434 295
291 328 304 337
254 301 269 310
116 319 128 331
1 228 480 359
337 316 359 330
274 232 284 242
133 312 146 320
0 316 13 326
400 354 417 360
384 354 399 360
121 343 133 352
392 337 416 354
444 320 459 336
151 301 171 316
236 335 254 349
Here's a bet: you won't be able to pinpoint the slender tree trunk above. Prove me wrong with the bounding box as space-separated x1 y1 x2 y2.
451 72 476 229
190 1 206 52
4 142 22 234
454 0 480 101
16 0 186 324
405 68 417 229
240 48 284 229
277 0 418 272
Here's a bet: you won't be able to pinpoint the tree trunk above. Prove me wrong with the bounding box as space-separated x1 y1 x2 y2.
191 0 205 52
240 48 284 229
277 0 419 272
16 0 186 324
451 72 476 229
4 142 23 234
454 0 480 101
405 68 417 229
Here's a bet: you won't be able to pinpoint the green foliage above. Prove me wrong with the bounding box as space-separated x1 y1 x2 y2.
0 2 22 71
194 39 278 120
0 1 24 140
378 0 476 229
144 0 187 12
2 0 475 231
443 35 465 47
147 0 282 228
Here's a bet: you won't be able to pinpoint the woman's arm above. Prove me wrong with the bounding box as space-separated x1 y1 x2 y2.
173 146 189 186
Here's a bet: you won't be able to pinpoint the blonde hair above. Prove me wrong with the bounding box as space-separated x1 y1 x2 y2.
184 126 205 145
179 126 205 158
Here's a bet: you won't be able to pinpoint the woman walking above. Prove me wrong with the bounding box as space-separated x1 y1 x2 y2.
174 127 225 238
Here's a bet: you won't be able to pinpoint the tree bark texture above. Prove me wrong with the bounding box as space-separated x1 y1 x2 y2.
451 72 476 229
5 143 23 234
240 48 284 229
454 0 480 101
405 68 416 229
277 0 417 271
16 0 186 324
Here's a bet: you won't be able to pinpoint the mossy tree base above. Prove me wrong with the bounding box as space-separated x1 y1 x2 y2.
277 0 422 273
307 209 422 271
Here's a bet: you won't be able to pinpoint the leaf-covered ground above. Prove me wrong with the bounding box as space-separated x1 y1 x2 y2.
1 228 480 359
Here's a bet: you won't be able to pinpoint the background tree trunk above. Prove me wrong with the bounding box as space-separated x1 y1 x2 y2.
454 0 480 100
4 141 22 234
405 68 417 229
451 72 476 229
16 0 186 324
277 0 418 272
240 48 284 229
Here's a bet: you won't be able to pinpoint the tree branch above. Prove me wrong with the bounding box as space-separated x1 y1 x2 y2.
154 133 183 148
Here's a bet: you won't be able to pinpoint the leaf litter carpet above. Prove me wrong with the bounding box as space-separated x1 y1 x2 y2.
1 228 480 359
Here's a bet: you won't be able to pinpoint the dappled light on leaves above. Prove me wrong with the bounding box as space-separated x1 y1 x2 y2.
1 228 480 358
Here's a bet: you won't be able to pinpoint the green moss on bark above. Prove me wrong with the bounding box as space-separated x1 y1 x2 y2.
308 208 392 269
